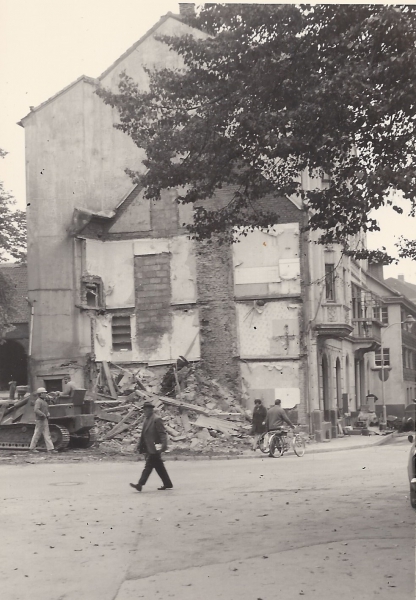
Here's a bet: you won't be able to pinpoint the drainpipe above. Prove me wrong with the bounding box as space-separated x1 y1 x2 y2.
27 299 35 357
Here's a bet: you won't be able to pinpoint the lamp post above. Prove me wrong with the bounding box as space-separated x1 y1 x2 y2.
380 314 416 428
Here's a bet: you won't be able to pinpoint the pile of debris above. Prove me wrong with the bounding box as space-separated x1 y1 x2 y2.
92 362 253 455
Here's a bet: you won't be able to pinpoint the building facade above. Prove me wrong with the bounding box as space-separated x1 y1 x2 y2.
19 7 415 435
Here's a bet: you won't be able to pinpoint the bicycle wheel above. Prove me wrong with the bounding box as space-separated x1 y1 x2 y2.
269 434 284 457
258 432 269 454
292 434 306 457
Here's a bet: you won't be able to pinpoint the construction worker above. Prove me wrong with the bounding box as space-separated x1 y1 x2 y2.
29 388 57 453
59 375 77 398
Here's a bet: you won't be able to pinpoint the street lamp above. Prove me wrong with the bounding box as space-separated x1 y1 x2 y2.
380 314 416 428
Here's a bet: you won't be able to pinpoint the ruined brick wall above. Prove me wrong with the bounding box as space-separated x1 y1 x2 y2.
196 238 241 393
134 253 172 353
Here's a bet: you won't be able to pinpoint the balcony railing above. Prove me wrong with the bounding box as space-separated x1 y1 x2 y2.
313 303 353 339
351 318 382 343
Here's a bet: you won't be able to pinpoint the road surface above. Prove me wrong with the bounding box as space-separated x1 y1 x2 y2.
0 442 413 600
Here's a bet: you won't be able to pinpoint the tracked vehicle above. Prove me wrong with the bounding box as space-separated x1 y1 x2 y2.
0 388 97 451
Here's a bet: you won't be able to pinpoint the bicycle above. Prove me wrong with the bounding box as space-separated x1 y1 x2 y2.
268 428 306 458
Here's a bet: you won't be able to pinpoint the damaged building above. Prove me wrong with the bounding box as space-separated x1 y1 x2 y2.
18 5 416 440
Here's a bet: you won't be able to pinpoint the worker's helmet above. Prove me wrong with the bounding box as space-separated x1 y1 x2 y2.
36 387 47 394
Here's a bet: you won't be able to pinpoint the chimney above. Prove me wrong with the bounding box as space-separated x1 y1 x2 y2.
179 3 196 18
368 263 384 281
398 274 405 282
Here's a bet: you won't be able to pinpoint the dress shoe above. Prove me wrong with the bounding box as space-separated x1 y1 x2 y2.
129 483 142 492
157 486 173 490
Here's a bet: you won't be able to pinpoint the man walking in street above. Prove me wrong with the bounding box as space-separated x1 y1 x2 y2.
29 387 57 453
265 399 295 432
251 397 267 450
130 400 173 492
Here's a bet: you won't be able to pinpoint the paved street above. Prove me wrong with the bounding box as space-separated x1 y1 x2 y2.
0 442 414 600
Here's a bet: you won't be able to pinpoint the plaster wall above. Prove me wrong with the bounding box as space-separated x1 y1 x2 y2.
236 301 300 358
241 361 302 413
93 310 200 364
85 235 197 308
233 225 300 297
23 16 203 374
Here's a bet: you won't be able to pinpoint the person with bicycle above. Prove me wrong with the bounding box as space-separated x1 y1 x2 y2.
265 399 295 435
250 397 267 451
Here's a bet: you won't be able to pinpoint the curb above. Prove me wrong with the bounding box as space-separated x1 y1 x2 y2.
162 434 394 461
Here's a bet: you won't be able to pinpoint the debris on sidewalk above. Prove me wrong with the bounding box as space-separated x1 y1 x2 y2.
93 362 252 455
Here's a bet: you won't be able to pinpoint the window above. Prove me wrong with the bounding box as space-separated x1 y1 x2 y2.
111 316 132 351
81 276 103 308
325 264 336 301
375 348 390 367
373 305 388 324
86 283 100 308
352 284 363 319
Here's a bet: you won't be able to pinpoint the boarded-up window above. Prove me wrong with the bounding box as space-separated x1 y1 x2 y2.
111 316 132 351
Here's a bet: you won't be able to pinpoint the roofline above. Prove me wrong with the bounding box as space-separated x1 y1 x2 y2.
18 12 186 127
98 13 183 81
383 294 416 313
365 271 402 298
18 75 98 127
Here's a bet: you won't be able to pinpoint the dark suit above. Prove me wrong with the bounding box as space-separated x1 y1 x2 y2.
137 413 172 488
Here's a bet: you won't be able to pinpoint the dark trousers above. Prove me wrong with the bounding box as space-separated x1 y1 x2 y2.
138 453 173 488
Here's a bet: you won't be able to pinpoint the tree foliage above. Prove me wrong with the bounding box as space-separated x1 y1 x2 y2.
0 270 16 340
0 148 26 340
0 149 26 263
97 4 416 258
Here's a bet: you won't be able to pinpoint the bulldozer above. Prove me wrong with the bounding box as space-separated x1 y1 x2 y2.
0 387 97 451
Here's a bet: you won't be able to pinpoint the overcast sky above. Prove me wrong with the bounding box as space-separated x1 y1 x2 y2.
1 0 415 284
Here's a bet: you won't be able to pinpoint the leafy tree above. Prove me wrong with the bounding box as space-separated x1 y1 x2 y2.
0 270 16 340
97 4 416 259
0 148 26 339
0 149 26 263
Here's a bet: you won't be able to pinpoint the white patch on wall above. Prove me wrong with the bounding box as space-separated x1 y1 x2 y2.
233 225 300 296
279 259 300 280
133 239 170 255
234 266 280 285
86 239 135 308
240 361 300 409
274 388 301 409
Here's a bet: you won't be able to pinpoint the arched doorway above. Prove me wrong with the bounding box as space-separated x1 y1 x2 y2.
336 358 342 413
322 354 330 422
0 340 28 390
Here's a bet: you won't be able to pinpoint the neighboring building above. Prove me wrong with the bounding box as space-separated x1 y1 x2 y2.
0 263 29 389
366 268 416 418
18 5 414 437
384 275 416 304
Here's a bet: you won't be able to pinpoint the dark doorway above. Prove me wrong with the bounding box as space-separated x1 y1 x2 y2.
336 357 342 412
322 354 330 422
0 340 28 390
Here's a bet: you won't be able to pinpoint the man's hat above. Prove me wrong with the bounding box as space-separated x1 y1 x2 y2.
143 400 155 409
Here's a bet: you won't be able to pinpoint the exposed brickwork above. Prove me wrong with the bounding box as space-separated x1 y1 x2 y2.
134 253 172 352
196 238 241 393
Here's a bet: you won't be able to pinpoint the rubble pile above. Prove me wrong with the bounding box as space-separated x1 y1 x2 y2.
94 363 253 456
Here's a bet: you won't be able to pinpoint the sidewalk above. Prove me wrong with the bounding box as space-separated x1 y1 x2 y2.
162 431 395 461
